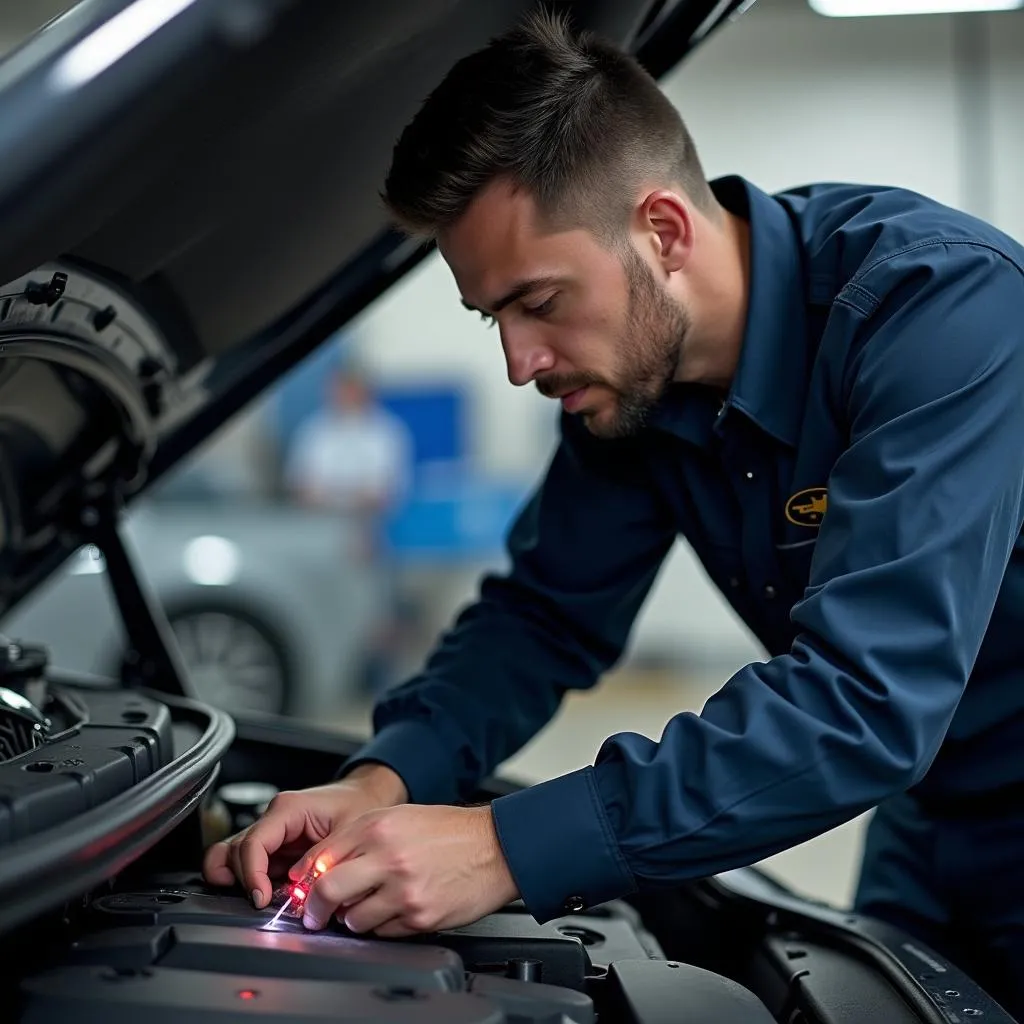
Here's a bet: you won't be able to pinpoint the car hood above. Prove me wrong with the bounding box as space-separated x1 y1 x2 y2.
0 0 753 615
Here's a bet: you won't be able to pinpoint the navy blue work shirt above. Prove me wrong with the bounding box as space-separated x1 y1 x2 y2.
344 176 1024 923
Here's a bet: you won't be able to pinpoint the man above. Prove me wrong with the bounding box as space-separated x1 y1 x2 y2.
204 11 1024 1014
284 362 411 542
284 361 414 691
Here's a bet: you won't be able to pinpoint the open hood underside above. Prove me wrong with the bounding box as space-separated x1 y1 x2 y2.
0 0 751 614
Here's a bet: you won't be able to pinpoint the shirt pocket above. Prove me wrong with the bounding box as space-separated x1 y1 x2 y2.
774 536 818 600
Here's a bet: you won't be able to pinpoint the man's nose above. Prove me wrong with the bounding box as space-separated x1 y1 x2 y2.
503 330 555 387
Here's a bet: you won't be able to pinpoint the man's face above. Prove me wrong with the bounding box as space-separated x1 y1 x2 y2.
438 180 689 439
331 374 369 411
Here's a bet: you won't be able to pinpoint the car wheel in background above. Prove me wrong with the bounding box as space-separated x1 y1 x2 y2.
164 606 291 716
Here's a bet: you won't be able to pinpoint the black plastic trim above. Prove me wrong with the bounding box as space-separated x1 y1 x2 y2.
86 511 192 699
706 868 1016 1024
0 687 233 937
634 0 755 76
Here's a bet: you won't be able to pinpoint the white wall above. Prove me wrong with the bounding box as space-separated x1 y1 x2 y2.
989 11 1024 239
663 3 961 208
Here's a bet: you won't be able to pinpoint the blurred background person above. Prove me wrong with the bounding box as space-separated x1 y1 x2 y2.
285 362 414 693
286 362 412 535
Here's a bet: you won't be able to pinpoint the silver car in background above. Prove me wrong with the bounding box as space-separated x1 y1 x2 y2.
0 468 384 718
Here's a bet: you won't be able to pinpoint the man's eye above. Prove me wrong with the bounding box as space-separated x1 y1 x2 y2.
526 297 556 317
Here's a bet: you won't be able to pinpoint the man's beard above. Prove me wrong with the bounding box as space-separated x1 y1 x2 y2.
538 247 690 439
608 247 689 437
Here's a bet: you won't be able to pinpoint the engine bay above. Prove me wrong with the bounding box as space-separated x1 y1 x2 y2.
0 667 769 1023
0 666 1013 1023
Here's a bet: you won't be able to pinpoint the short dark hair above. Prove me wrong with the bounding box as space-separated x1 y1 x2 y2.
383 8 713 241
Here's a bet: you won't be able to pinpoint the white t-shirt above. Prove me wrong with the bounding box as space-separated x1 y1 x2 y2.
285 408 412 511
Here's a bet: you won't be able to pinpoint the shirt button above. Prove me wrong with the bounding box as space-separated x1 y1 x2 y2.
764 584 778 599
563 895 585 913
728 576 741 589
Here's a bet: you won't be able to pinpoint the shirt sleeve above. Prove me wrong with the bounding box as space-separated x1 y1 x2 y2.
491 243 1024 922
341 414 677 809
283 417 325 494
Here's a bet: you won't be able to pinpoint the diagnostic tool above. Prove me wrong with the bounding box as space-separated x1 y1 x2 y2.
264 859 326 929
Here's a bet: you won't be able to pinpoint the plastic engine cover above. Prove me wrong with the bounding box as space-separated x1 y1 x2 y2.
87 888 634 991
24 921 597 1024
20 966 506 1024
0 689 172 843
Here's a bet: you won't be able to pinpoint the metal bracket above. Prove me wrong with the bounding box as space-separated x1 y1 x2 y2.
80 499 190 698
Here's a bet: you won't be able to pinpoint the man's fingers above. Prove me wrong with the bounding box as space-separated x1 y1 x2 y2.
338 891 401 936
289 825 359 884
238 808 312 907
301 855 381 930
202 842 235 886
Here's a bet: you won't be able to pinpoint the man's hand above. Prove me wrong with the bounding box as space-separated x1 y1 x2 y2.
291 804 520 937
202 764 408 909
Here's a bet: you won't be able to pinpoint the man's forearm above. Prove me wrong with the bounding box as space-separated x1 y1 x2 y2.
358 582 610 804
343 762 409 806
343 420 676 806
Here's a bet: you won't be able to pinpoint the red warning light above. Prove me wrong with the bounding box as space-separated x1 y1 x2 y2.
237 989 259 1000
292 885 307 902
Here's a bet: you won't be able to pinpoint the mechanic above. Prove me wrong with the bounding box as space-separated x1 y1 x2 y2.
204 11 1024 1014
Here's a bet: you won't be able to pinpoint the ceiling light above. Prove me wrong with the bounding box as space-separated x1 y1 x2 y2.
810 0 1023 15
51 0 198 90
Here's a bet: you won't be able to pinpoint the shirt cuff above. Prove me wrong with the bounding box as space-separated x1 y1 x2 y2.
490 766 636 923
337 721 459 806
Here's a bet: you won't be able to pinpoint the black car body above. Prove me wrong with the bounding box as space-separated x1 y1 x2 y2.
0 1 1016 1021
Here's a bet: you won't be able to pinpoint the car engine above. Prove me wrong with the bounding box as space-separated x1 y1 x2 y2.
0 652 1013 1024
0 656 780 1023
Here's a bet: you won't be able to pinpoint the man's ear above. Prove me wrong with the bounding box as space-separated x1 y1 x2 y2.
636 190 694 275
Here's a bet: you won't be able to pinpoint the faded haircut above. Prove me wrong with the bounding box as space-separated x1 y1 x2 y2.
382 7 713 242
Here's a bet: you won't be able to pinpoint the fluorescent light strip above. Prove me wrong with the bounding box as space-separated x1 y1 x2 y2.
810 0 1023 15
52 0 199 90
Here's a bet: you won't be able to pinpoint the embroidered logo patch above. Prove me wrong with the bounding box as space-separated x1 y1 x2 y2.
785 487 828 527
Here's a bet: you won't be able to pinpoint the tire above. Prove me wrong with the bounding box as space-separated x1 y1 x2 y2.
162 604 292 716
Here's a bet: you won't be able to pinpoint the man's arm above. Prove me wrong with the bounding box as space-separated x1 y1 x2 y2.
491 244 1024 922
341 414 678 808
284 418 330 508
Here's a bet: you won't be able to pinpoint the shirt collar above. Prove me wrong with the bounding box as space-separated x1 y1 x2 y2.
712 175 810 448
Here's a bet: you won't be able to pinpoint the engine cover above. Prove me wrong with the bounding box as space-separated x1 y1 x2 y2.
15 877 778 1023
